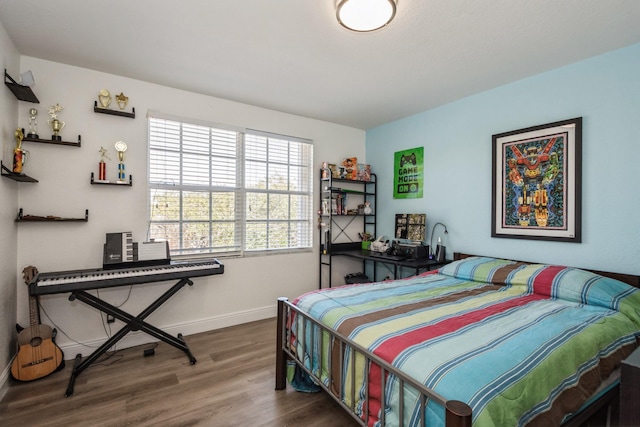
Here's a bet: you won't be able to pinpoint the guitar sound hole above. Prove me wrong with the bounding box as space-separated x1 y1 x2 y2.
30 337 42 347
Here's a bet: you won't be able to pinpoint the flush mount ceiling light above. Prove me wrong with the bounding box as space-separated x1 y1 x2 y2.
336 0 397 32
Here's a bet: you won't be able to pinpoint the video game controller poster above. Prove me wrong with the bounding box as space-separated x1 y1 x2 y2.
393 147 423 199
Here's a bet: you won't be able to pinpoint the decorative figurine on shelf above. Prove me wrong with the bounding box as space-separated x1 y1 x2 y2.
363 201 372 215
47 103 65 141
13 128 28 174
98 146 111 181
27 108 39 139
321 161 329 179
115 140 128 183
98 89 112 108
115 92 128 110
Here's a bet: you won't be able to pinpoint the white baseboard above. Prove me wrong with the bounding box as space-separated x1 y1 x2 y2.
0 362 11 402
58 305 276 360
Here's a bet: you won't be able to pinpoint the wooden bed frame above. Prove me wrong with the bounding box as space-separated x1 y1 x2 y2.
275 253 640 427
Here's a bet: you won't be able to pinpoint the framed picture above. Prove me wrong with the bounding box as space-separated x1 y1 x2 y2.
491 117 582 242
393 147 423 199
395 214 426 242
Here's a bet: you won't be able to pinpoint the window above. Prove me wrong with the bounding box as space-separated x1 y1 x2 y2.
148 114 313 257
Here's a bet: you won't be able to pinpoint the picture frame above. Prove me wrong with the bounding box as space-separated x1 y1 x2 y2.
393 147 423 199
491 117 582 242
395 214 426 242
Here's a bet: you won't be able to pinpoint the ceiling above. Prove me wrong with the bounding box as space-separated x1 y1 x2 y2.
1 1 640 130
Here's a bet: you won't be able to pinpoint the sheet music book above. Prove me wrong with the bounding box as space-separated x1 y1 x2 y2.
104 232 134 265
103 233 170 269
138 241 170 261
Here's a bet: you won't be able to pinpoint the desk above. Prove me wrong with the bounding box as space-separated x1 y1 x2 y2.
332 248 449 282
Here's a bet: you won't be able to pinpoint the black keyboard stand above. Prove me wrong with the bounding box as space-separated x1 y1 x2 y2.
64 277 195 397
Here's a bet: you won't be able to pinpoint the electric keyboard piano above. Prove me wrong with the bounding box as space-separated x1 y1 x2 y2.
28 258 224 397
30 259 224 295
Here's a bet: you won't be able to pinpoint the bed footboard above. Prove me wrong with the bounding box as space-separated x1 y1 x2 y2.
275 297 472 427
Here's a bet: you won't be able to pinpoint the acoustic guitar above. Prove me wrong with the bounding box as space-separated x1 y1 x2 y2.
11 266 64 381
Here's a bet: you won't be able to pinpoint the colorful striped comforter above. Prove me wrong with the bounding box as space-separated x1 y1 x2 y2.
291 257 640 426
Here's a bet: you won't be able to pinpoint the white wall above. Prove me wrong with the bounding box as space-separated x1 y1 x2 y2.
367 43 640 275
14 57 365 357
0 19 20 400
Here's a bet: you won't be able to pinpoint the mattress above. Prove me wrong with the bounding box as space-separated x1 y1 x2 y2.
291 257 640 426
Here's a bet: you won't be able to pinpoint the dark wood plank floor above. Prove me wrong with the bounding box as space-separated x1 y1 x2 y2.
0 318 359 427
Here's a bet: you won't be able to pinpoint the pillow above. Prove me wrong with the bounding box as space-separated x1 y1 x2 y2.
438 256 527 285
440 257 640 322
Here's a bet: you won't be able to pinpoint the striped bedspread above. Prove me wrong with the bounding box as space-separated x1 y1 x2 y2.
291 257 640 426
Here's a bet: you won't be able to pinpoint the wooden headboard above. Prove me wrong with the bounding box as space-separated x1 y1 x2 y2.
453 252 640 288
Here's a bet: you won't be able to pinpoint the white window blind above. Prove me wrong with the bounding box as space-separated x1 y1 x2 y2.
148 115 313 257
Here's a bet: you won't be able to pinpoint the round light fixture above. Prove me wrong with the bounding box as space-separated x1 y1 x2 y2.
336 0 397 32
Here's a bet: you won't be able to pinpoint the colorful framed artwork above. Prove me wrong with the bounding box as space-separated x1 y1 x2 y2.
491 117 582 242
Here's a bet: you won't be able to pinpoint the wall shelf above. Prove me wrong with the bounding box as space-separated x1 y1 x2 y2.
4 69 39 103
16 208 89 222
94 101 135 118
23 134 82 148
1 161 38 182
90 172 132 186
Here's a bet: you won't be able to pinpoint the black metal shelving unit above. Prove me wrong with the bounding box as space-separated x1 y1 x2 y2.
319 169 376 288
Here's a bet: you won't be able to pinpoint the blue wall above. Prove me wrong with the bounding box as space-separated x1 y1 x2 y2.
366 43 640 274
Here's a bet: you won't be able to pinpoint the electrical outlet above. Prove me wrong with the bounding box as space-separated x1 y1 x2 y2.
106 314 115 323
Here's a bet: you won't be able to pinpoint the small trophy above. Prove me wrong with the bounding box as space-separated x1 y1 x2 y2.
98 89 112 108
13 128 27 174
27 108 39 139
98 146 110 181
47 103 65 141
115 92 128 110
115 140 128 183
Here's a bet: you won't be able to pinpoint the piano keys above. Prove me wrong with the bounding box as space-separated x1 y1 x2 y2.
30 258 225 397
30 259 224 295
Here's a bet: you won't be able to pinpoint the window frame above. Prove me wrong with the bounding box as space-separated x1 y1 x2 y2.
147 112 314 259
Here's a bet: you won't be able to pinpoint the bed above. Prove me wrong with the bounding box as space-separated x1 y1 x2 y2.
275 253 640 426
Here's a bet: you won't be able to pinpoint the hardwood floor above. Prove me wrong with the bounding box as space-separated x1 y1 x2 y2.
0 318 359 427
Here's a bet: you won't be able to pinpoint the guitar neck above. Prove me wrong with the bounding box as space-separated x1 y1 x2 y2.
29 295 40 327
23 265 40 327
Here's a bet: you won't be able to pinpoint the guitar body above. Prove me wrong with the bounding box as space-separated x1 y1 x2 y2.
11 265 65 382
11 324 64 381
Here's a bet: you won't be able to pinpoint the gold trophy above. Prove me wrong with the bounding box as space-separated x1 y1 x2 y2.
47 104 65 141
115 140 128 183
115 92 128 110
98 89 112 108
13 128 28 174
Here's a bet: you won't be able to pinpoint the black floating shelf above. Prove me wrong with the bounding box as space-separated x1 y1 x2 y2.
91 172 132 186
16 208 89 222
4 69 39 103
1 161 38 182
94 101 135 118
23 134 82 147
